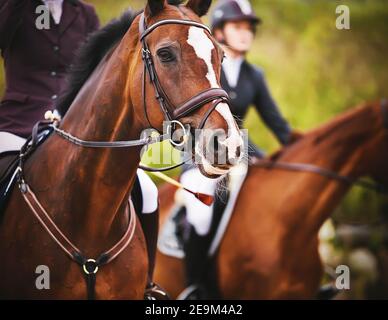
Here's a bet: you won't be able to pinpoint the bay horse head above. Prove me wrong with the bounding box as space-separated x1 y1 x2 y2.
128 0 244 178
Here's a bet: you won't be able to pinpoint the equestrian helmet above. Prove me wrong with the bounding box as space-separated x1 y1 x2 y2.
210 0 261 31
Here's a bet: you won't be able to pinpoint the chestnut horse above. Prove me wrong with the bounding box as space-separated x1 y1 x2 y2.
0 0 243 299
155 100 388 299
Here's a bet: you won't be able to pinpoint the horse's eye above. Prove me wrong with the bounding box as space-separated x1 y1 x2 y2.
157 48 175 62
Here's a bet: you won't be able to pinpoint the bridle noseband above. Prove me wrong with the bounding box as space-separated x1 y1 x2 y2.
139 12 230 129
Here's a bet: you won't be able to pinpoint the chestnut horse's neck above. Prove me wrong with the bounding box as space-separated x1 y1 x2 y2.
252 102 385 237
23 24 145 254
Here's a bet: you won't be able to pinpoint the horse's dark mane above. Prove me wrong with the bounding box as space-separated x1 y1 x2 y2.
56 9 140 116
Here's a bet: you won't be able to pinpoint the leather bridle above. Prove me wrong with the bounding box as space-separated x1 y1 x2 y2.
138 12 230 127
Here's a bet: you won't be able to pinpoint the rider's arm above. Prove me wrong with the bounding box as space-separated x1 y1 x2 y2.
0 0 29 50
252 67 292 145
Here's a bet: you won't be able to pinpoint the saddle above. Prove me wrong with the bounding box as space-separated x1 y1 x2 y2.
0 151 20 219
0 127 53 221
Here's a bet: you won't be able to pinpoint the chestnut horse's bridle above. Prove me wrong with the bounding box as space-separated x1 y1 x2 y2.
15 13 233 300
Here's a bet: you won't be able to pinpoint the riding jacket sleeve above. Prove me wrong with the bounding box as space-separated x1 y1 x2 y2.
86 3 100 34
0 0 29 50
252 67 292 145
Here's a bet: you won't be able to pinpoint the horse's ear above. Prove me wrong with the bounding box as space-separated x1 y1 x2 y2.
186 0 212 17
145 0 166 17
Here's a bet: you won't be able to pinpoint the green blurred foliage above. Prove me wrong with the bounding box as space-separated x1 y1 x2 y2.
0 0 387 218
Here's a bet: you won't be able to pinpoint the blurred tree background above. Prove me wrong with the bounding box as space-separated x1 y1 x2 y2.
1 0 387 298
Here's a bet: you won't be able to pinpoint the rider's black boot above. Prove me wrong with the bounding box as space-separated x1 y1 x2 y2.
181 225 210 300
138 209 169 300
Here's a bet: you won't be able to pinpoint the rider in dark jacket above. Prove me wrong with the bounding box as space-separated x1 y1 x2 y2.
0 0 99 138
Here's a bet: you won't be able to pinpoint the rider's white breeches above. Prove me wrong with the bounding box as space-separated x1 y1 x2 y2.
0 131 26 153
180 167 222 236
136 169 158 214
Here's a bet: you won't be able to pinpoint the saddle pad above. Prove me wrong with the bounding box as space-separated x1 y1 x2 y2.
158 164 248 259
0 132 26 154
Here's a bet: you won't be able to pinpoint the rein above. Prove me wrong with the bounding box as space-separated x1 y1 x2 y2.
47 106 195 173
51 124 168 148
255 159 387 193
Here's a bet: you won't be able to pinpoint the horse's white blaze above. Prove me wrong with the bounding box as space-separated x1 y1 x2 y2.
187 27 243 169
216 102 243 161
187 27 218 88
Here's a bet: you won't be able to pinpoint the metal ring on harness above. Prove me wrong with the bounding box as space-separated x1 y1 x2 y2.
83 259 99 275
166 120 189 147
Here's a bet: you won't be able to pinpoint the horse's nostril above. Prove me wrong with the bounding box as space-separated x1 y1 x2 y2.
213 135 219 152
207 131 224 153
235 145 241 158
